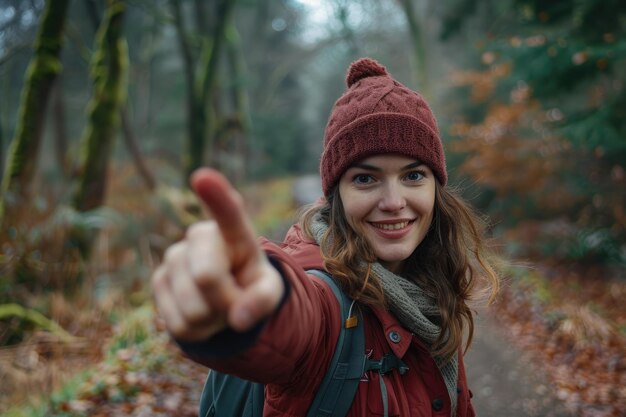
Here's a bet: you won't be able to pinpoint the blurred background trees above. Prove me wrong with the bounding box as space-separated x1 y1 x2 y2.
0 0 623 328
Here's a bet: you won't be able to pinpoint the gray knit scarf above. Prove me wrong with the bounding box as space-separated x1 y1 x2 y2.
311 216 459 416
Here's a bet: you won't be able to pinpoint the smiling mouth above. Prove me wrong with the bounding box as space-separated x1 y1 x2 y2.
370 221 413 230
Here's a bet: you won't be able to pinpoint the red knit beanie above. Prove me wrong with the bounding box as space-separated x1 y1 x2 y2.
320 57 447 195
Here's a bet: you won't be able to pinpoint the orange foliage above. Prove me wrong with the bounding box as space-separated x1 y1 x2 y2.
53 339 206 417
449 64 510 103
448 62 626 262
451 102 572 203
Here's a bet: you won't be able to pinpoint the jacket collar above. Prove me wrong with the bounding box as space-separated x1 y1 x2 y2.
371 306 428 358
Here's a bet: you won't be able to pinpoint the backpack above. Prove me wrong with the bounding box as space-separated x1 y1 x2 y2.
198 269 408 417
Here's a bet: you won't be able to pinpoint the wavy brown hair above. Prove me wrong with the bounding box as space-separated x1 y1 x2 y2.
300 182 500 360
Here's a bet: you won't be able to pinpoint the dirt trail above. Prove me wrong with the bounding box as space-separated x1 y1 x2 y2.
465 311 575 417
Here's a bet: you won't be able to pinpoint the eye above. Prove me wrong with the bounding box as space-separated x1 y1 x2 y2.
405 170 425 182
353 174 374 185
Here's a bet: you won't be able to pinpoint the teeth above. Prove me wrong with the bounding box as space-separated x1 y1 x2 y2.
373 221 409 230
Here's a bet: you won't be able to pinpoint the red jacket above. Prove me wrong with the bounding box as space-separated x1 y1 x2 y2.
184 225 476 417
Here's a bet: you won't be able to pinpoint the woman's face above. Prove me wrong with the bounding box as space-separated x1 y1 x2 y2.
338 154 436 273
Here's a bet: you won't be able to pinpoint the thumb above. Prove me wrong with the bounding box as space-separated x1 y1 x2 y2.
227 262 284 332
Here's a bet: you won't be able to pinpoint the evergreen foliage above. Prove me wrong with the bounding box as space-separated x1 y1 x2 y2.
441 0 626 264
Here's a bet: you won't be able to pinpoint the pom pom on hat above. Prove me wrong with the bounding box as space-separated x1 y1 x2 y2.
321 57 447 195
346 58 388 87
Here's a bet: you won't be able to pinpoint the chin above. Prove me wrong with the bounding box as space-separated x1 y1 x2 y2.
375 251 412 265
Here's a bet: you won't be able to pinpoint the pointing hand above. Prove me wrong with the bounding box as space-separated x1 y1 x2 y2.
152 168 284 341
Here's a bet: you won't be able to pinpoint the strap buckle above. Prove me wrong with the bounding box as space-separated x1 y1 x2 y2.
366 353 409 376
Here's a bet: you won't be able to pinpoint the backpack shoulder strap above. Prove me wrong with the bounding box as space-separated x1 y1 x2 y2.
305 269 366 417
198 370 264 417
197 269 367 417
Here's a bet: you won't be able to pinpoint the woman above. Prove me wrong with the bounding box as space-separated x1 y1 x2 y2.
152 58 499 416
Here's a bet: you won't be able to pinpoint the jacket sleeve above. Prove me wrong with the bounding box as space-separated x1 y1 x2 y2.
176 239 342 387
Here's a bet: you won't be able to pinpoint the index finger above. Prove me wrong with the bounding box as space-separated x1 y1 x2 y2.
190 168 260 262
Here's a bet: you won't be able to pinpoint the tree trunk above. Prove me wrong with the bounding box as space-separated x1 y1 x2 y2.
170 0 205 181
171 0 238 181
120 109 156 191
71 0 128 258
335 1 360 58
84 0 153 190
195 0 237 178
84 0 101 27
51 76 70 178
398 0 430 97
193 0 210 36
0 0 70 228
224 24 251 183
136 24 159 137
0 113 4 184
198 0 237 109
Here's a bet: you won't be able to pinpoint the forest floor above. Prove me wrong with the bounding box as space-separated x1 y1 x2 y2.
473 263 626 417
466 309 576 417
5 272 623 417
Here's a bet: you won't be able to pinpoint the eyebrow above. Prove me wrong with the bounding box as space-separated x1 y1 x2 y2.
350 160 423 171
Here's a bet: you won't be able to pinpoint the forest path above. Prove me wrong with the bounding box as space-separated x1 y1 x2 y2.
465 311 575 417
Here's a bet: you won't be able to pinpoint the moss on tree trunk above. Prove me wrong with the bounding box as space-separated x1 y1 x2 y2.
70 0 128 259
170 0 238 181
0 0 70 229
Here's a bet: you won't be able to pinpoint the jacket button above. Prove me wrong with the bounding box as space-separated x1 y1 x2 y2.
388 330 401 343
432 399 444 411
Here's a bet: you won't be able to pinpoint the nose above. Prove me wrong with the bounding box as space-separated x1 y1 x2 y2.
378 183 406 212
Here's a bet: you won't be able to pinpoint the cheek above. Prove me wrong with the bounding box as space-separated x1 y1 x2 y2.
339 188 367 223
425 203 435 223
416 196 436 226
